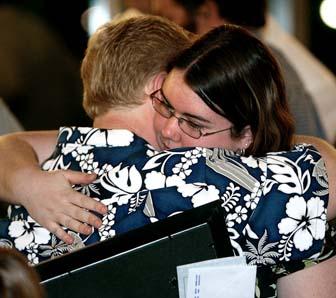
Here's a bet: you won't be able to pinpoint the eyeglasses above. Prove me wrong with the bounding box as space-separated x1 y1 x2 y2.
150 89 232 139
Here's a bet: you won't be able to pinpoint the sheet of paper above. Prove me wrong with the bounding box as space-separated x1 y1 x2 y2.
176 256 248 298
186 265 256 298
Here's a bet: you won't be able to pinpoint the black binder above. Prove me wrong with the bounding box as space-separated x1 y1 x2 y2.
36 200 233 298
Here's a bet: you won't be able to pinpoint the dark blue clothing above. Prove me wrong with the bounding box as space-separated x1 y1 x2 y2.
0 127 332 296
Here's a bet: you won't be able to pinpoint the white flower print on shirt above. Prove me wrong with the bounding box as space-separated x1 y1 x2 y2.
38 233 85 260
177 183 220 207
27 243 39 264
243 180 263 210
221 182 241 212
172 148 205 179
99 206 117 241
77 128 134 147
77 127 92 134
77 152 99 173
143 148 204 173
8 216 51 251
245 230 281 265
100 164 143 206
226 206 248 225
94 163 113 177
146 144 159 158
267 155 311 195
74 182 100 197
241 156 266 172
144 171 185 190
244 193 260 210
225 225 244 256
71 145 93 159
144 171 166 189
172 162 192 179
278 195 326 260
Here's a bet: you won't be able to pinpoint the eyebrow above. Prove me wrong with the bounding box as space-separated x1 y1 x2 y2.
160 88 212 124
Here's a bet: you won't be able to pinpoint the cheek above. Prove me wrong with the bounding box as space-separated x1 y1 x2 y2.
174 134 210 148
153 113 164 135
200 134 240 150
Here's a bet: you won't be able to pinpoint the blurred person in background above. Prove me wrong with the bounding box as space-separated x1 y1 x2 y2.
0 97 23 217
0 3 89 130
153 0 328 141
263 14 336 144
123 0 152 14
0 97 22 135
151 0 201 32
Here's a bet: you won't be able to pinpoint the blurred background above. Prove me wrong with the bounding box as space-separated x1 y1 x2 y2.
0 0 335 143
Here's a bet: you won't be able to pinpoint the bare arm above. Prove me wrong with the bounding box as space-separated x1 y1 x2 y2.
295 135 336 220
0 131 107 244
277 256 336 298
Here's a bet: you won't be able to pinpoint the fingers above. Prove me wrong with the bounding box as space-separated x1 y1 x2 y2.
54 170 107 216
48 222 74 245
69 203 103 229
72 193 108 215
47 211 97 244
24 169 108 243
62 170 97 185
63 214 93 234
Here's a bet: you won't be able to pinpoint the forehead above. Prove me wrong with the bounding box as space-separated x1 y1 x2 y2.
162 69 204 111
162 69 227 124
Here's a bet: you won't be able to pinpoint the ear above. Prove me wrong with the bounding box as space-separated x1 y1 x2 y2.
144 72 167 96
239 125 253 150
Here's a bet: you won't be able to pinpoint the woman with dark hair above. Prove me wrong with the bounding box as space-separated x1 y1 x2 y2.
151 24 335 297
153 24 294 156
153 0 327 141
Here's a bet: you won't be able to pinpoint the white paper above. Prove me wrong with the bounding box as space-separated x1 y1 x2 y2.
177 256 246 298
186 265 256 298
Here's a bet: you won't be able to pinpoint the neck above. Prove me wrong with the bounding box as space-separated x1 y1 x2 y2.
92 100 157 147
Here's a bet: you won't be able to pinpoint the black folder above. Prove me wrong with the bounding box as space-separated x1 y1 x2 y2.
36 200 233 298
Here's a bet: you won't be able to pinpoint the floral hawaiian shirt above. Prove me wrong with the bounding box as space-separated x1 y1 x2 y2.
0 127 331 297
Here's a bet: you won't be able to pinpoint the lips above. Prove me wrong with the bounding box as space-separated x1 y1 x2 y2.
161 142 170 151
158 135 170 150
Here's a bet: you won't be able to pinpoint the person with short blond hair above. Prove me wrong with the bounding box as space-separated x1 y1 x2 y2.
82 16 192 118
0 14 193 246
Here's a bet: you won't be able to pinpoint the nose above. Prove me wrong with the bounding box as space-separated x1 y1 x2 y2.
161 116 181 144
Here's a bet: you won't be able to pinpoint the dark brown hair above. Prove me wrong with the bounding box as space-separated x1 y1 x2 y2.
0 248 45 298
168 24 294 156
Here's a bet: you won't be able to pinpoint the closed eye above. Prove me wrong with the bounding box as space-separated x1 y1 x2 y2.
184 120 204 130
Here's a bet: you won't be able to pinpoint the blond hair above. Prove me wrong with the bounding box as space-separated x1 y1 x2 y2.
81 15 191 119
